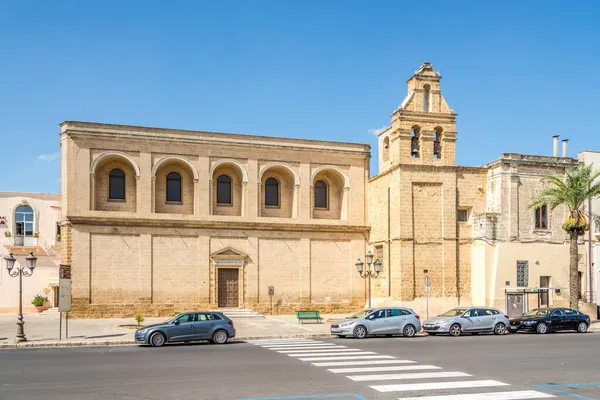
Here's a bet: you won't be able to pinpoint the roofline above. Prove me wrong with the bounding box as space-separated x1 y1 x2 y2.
59 121 371 153
0 191 60 199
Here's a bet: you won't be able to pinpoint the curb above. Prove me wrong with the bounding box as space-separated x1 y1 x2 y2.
0 333 332 349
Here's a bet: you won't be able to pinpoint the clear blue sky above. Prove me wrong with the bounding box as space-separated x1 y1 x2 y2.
1 1 599 194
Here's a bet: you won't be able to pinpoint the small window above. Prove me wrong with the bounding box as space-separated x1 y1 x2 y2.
433 129 442 159
217 175 232 205
375 246 384 267
411 128 420 158
265 177 279 207
166 172 182 202
109 169 126 200
383 137 390 162
564 308 578 315
535 205 548 229
491 309 500 315
176 313 195 323
56 222 62 241
390 309 401 317
478 308 494 316
400 309 412 316
464 309 478 317
314 180 328 208
517 261 529 287
551 309 564 317
458 209 469 222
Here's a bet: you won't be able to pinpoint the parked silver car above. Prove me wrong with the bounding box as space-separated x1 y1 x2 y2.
330 307 422 338
135 312 236 347
423 307 509 337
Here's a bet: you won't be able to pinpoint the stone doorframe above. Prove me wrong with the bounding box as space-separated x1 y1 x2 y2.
210 246 247 308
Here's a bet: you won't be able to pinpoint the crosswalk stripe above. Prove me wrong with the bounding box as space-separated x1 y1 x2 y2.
348 371 470 381
396 390 556 399
277 347 351 353
290 351 377 357
261 343 334 348
251 341 321 345
299 355 395 361
371 380 510 393
249 339 321 343
312 359 416 367
255 341 323 346
328 365 441 373
270 346 349 351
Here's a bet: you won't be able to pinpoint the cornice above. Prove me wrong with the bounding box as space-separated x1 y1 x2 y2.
66 215 370 233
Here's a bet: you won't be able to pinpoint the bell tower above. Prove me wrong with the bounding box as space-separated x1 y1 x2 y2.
378 62 457 172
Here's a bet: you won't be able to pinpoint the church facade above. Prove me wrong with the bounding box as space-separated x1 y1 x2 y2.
60 63 587 317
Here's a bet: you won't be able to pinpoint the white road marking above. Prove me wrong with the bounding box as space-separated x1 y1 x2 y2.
278 348 356 353
261 343 335 348
371 380 510 393
312 359 416 367
299 355 395 361
249 339 321 343
396 390 556 399
271 346 350 351
255 341 324 346
328 365 441 373
290 351 377 357
348 371 471 381
251 341 322 345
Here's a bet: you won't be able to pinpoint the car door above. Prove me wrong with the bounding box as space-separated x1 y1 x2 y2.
364 309 388 334
460 308 479 332
549 309 566 331
477 308 496 331
562 308 580 330
193 313 215 339
385 308 405 333
167 313 197 341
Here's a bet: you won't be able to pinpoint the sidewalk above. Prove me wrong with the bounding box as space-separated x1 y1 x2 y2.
0 312 347 348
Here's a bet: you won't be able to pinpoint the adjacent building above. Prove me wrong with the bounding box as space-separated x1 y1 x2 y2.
0 192 61 313
579 151 600 305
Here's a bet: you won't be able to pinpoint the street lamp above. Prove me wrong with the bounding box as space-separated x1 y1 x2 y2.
355 250 382 309
4 252 37 343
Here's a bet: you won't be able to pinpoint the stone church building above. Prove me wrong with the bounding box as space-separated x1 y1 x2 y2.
60 63 586 317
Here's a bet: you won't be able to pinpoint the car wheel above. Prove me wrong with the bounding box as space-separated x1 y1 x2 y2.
494 323 506 335
353 325 367 339
150 332 166 347
212 329 229 344
336 335 346 338
449 323 462 337
536 322 548 334
403 324 416 338
577 322 588 333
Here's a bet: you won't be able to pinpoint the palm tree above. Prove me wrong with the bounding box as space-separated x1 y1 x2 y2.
529 164 600 308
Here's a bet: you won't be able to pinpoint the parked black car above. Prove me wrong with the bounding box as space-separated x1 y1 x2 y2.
509 307 590 334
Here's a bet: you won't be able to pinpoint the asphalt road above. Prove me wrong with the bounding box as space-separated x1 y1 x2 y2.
0 333 599 400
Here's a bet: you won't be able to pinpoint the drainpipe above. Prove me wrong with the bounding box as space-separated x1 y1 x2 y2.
562 139 569 158
553 135 559 157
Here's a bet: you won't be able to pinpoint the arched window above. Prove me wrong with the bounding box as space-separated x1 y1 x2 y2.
166 172 182 202
15 205 34 241
217 175 232 205
383 137 390 162
433 128 442 159
314 180 328 208
535 205 549 229
422 84 431 112
265 177 279 207
109 169 126 200
411 127 420 158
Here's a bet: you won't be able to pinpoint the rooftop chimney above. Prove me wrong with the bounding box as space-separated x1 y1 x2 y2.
562 139 569 158
553 135 559 157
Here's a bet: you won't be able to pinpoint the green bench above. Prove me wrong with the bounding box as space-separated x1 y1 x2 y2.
296 310 322 324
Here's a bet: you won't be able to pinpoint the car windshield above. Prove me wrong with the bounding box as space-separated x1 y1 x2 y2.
524 309 550 317
348 310 373 319
439 308 467 317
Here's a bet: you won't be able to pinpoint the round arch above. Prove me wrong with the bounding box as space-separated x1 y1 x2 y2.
311 165 350 189
259 162 300 186
210 159 248 183
90 151 141 178
152 155 199 181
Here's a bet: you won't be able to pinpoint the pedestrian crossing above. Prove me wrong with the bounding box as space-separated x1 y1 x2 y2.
249 338 555 399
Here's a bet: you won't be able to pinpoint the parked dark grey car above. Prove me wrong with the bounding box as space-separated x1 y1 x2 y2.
135 312 235 347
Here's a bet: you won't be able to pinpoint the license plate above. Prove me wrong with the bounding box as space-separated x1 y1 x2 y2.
424 325 434 329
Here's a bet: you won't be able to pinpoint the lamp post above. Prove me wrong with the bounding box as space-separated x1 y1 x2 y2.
4 252 37 343
355 251 382 309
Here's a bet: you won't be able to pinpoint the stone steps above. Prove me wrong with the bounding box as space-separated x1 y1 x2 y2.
215 308 265 319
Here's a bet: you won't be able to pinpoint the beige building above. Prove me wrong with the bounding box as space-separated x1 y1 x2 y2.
0 192 61 313
59 122 370 317
58 62 596 318
579 150 600 305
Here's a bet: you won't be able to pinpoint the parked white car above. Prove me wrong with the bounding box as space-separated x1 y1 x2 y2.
330 307 422 338
423 307 510 337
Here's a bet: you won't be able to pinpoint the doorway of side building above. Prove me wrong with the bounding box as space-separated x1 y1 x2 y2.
218 268 239 308
540 276 551 307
